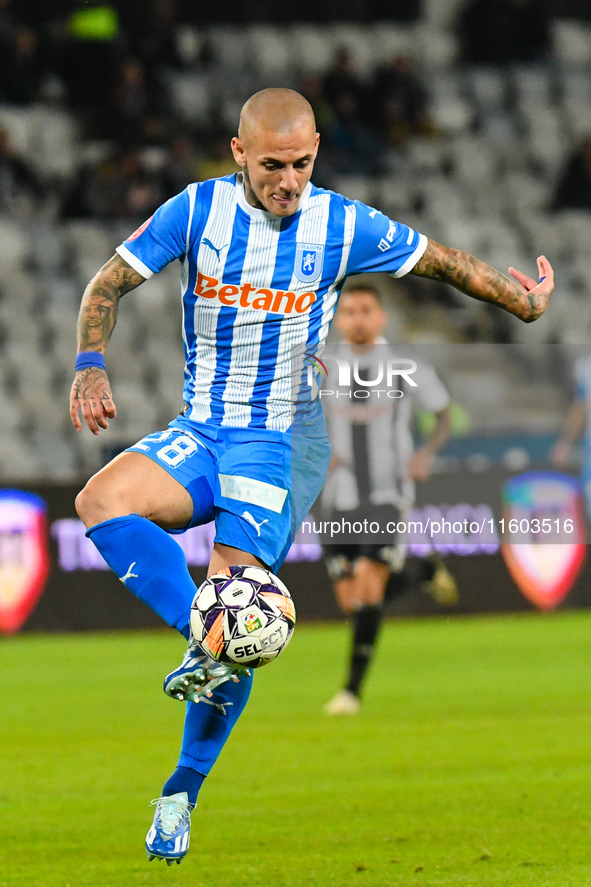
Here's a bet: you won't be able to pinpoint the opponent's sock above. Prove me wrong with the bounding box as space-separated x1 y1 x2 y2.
177 670 254 775
345 604 383 698
86 515 195 636
162 766 205 807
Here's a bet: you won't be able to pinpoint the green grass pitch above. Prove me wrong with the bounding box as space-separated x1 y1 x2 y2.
2 610 591 886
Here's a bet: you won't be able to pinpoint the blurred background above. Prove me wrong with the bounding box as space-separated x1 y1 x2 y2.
0 0 590 479
1 0 591 630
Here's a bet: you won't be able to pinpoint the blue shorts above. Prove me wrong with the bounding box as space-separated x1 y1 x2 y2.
126 414 331 573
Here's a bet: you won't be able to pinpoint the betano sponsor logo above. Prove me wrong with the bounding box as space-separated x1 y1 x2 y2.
194 272 317 316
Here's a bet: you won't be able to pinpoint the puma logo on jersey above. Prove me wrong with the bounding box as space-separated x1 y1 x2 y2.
369 209 379 218
202 238 228 260
242 511 269 537
120 562 138 584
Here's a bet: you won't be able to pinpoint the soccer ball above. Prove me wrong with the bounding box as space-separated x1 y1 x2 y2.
190 565 296 668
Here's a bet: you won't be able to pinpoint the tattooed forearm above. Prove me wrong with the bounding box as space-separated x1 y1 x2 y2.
411 240 545 322
76 254 145 352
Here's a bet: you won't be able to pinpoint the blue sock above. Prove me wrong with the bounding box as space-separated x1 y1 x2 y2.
177 671 253 775
86 515 196 637
162 766 205 807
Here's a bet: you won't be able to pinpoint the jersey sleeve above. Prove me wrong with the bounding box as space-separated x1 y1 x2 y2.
116 185 196 279
346 202 428 279
412 358 450 413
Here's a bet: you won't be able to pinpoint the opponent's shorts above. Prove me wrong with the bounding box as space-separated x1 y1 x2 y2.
126 414 331 574
322 504 407 581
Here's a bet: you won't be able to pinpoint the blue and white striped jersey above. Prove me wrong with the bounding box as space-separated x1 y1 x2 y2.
574 355 591 463
116 173 427 432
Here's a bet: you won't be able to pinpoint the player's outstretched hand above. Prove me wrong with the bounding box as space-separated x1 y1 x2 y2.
549 439 570 468
508 256 554 321
70 367 116 435
406 447 433 482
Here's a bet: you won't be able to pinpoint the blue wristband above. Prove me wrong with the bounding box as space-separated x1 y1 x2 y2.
75 352 106 372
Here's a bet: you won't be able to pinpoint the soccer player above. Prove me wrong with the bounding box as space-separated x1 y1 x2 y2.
320 281 456 716
69 88 554 864
550 354 591 517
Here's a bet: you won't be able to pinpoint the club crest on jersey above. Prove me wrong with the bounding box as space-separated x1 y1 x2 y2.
295 243 324 283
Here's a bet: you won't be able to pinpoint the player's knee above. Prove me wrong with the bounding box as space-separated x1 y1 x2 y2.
75 477 129 528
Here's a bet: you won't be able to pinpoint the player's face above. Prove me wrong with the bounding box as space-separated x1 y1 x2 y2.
335 291 387 345
231 124 319 217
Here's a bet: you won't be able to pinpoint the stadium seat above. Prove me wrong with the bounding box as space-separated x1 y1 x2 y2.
32 432 77 476
552 20 591 68
0 219 29 270
407 139 450 175
246 25 295 76
110 382 160 441
27 107 78 180
450 135 497 186
29 222 69 275
330 23 374 79
369 22 417 66
432 98 473 134
0 433 42 479
516 212 570 261
289 25 336 75
164 71 211 124
467 67 508 113
331 176 375 205
502 172 549 215
413 26 459 69
175 25 204 68
0 106 35 157
66 220 114 263
207 26 250 71
0 269 37 305
556 211 591 255
421 179 469 230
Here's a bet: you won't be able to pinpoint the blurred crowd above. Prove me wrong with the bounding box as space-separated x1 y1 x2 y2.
0 0 589 223
0 0 591 478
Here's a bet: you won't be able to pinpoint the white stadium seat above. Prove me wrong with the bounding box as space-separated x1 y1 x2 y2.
207 26 250 71
247 25 295 76
289 25 336 75
368 22 416 66
164 71 212 124
0 218 29 270
330 176 375 205
552 20 591 68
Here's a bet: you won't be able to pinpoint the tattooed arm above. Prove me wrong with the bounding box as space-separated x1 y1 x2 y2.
410 239 554 322
70 254 145 435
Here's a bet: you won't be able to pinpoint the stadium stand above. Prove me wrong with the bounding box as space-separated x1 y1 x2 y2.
0 0 589 479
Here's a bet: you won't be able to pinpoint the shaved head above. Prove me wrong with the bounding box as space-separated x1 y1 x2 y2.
232 88 319 217
239 88 316 145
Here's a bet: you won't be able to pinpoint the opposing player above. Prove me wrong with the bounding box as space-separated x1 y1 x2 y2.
69 88 554 864
320 281 456 715
550 353 591 517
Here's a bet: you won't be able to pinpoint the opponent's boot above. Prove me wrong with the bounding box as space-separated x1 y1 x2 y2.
146 792 192 865
423 554 459 607
324 689 361 715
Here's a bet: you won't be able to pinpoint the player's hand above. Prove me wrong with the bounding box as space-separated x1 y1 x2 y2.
406 447 433 482
508 256 554 321
549 439 570 468
327 454 342 473
70 367 116 435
